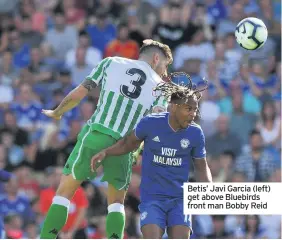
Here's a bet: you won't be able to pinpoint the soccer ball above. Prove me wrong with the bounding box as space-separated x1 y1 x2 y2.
235 17 268 50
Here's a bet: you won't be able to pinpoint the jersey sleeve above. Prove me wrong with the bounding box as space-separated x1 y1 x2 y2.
85 57 112 85
134 116 150 140
152 95 168 112
192 128 206 159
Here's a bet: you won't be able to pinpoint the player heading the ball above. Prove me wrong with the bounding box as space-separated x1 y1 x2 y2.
91 74 212 239
40 39 173 239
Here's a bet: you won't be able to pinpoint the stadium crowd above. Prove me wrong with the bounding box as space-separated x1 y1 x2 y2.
0 0 281 238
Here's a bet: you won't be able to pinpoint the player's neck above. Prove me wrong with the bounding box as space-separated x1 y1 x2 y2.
168 114 182 132
138 57 153 69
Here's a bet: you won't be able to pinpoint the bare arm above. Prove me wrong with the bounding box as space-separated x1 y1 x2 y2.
53 79 97 116
193 158 212 182
105 131 143 157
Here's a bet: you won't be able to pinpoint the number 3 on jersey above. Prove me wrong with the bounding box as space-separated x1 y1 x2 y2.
120 68 147 99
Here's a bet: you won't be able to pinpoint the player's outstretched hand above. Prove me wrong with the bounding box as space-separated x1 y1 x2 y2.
41 109 62 120
91 151 106 172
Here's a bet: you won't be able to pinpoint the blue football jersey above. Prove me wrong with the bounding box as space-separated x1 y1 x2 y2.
135 112 206 201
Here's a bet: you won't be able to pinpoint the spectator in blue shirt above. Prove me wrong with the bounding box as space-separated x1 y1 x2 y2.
0 177 35 223
10 83 42 133
8 28 30 69
86 10 116 54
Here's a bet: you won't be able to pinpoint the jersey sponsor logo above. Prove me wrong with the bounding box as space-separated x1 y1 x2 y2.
140 211 148 221
153 155 182 166
180 139 190 149
152 136 160 142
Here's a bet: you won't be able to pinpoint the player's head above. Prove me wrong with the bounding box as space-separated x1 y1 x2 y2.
154 72 207 129
139 39 173 78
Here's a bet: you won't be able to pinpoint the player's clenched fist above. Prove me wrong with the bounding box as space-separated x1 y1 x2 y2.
91 150 106 172
41 109 62 120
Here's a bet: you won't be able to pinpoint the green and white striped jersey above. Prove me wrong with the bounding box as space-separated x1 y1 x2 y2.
85 57 167 140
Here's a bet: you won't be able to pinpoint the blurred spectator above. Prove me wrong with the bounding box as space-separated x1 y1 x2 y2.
0 145 8 173
89 216 106 239
15 161 40 201
0 83 14 108
58 119 82 165
10 83 42 133
207 215 229 238
86 10 116 54
23 220 38 239
83 182 107 219
4 214 24 239
229 91 257 145
70 47 94 86
0 14 13 53
229 171 247 182
80 100 95 125
199 91 220 137
45 6 78 60
217 150 235 182
8 27 31 69
0 110 29 147
104 23 139 59
0 50 19 86
53 69 76 96
219 78 262 115
95 0 124 22
216 2 245 38
206 0 227 24
61 0 85 27
256 101 281 148
234 129 277 182
126 5 146 47
221 33 243 82
19 15 43 48
124 205 140 238
152 3 185 51
0 0 18 14
28 47 54 95
233 215 267 238
260 215 281 238
206 114 242 157
39 167 89 239
174 24 215 70
0 177 35 222
65 30 102 68
190 3 213 41
0 129 25 167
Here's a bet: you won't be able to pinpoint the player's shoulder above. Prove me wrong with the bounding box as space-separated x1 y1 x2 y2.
144 112 168 122
189 121 204 134
109 56 135 64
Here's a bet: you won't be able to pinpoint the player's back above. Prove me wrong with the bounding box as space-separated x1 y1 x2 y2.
88 57 164 139
137 112 206 201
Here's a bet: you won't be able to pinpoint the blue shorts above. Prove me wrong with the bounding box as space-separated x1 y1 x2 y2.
139 198 192 231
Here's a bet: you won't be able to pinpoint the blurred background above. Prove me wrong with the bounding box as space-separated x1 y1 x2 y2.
0 0 281 239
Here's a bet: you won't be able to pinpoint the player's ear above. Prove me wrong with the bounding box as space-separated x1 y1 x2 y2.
152 53 159 66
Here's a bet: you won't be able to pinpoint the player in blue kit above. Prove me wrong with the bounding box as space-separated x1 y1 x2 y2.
0 169 13 239
91 76 212 239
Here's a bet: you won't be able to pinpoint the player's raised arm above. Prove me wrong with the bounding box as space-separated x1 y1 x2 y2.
91 130 143 172
193 157 212 182
192 126 212 182
42 58 111 120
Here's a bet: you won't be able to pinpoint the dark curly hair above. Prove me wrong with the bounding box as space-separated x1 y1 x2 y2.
153 72 208 118
154 72 208 102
